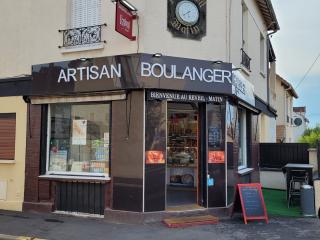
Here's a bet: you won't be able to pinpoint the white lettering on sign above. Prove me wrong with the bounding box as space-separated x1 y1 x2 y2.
140 62 232 84
58 64 122 83
120 15 130 30
57 61 232 86
149 91 224 103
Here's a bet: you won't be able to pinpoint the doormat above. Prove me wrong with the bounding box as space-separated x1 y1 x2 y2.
163 215 219 228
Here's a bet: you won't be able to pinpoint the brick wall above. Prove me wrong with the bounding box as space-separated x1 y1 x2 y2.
24 104 42 203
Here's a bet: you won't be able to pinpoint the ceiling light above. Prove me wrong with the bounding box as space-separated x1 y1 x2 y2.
152 53 163 58
120 0 138 11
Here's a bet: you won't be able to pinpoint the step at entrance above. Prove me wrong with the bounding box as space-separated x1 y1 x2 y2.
163 215 219 228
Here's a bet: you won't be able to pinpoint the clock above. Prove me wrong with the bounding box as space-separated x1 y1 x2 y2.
175 1 199 26
168 0 206 40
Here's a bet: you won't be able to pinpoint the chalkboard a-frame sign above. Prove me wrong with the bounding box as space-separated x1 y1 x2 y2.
231 183 268 224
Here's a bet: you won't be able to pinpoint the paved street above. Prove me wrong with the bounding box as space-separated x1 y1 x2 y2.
0 210 319 240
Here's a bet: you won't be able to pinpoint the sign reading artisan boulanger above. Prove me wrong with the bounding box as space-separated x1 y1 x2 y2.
31 54 233 96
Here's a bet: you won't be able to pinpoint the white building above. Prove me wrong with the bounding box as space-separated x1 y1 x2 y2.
0 0 281 216
274 74 298 143
292 107 309 142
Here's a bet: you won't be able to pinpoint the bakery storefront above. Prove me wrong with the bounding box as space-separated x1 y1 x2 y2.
23 53 260 217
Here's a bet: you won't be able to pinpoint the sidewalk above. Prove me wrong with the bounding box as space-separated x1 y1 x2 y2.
0 210 319 240
0 234 45 240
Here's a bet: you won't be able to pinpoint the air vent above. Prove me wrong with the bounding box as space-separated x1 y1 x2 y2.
294 117 303 127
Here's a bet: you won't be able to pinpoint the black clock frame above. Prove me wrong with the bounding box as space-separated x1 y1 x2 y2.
167 0 206 40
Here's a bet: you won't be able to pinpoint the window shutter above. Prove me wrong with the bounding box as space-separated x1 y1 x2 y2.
70 0 102 28
87 0 102 26
0 114 16 160
71 0 87 28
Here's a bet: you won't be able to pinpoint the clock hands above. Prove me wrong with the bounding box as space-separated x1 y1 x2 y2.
183 10 191 17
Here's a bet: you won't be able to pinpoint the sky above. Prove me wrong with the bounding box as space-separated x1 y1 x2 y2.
270 0 320 127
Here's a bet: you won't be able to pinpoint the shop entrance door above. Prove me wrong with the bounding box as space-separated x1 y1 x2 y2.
166 103 200 209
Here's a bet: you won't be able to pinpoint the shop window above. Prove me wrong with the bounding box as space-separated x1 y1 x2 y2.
47 103 110 176
238 109 247 169
0 113 16 160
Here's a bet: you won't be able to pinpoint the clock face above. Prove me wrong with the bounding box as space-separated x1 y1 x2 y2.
175 1 200 26
167 0 206 40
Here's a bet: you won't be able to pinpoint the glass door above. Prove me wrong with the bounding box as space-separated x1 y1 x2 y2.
166 103 199 209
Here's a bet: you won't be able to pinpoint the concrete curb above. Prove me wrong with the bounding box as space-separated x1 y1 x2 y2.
0 234 45 240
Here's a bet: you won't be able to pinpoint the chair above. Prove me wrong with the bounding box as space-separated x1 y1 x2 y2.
288 169 309 208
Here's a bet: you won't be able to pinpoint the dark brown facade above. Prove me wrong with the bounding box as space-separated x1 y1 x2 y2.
22 53 262 217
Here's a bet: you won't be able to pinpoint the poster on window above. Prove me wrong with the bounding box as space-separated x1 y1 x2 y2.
72 120 87 145
146 150 165 164
208 151 225 164
49 150 68 171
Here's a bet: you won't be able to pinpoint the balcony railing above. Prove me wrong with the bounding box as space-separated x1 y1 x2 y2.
58 24 107 48
241 49 251 71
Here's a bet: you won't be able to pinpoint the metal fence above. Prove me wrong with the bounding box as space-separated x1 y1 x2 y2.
59 24 107 48
55 181 105 215
260 143 309 169
241 48 251 71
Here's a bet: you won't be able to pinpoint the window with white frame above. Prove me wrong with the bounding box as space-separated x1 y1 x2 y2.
242 3 249 51
69 0 102 28
61 0 104 49
47 103 110 176
238 108 247 169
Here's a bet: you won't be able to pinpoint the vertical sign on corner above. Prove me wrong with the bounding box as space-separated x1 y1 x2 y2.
115 2 136 40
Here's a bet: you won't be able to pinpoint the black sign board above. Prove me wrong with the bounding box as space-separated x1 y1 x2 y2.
231 183 268 224
146 90 224 103
31 53 233 96
208 127 221 148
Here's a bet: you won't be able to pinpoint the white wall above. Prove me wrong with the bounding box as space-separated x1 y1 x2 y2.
260 114 276 143
260 171 286 190
0 0 271 103
275 77 286 126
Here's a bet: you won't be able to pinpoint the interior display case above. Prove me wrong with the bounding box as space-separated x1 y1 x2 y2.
167 107 198 188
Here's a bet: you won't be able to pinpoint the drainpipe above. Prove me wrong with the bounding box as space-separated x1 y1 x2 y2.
266 27 278 115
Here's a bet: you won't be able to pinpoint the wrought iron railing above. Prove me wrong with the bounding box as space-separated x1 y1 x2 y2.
59 24 107 48
241 48 251 71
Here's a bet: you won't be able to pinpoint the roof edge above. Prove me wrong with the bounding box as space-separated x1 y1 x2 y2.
276 74 298 99
257 0 280 31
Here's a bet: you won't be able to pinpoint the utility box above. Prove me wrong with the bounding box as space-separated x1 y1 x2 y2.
300 184 316 217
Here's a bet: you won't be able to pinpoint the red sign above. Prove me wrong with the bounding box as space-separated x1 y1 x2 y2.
231 183 268 224
208 151 225 164
115 2 136 40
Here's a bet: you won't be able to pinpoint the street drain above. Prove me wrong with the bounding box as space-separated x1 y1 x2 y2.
44 218 64 223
